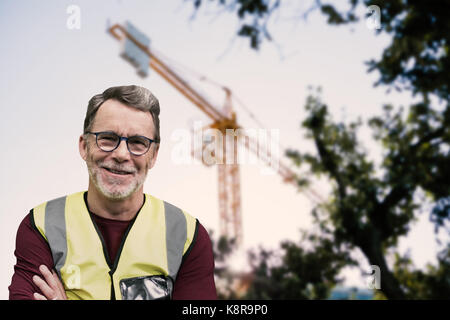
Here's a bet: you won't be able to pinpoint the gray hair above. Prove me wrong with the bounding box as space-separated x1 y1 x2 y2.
83 85 161 143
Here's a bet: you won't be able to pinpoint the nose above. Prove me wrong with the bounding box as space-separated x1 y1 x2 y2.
111 138 131 162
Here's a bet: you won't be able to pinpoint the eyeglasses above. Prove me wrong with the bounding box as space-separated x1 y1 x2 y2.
86 131 156 156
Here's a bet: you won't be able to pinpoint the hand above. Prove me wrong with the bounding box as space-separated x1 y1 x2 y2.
32 265 68 300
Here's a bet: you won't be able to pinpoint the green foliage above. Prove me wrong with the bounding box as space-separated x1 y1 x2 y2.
363 0 450 101
244 231 356 299
191 0 280 49
368 102 450 232
210 232 241 299
230 85 449 299
191 0 450 300
320 3 358 25
191 0 450 100
393 244 450 299
285 87 449 299
319 0 450 100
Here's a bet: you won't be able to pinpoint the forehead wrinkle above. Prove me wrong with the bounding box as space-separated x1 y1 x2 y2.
92 117 154 138
92 100 155 138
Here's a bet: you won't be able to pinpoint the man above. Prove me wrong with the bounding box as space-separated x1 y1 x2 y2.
9 85 217 300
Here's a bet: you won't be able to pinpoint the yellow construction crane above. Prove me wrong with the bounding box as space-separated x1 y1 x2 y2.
107 21 323 246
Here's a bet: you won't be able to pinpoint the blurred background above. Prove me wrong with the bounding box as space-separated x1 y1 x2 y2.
0 0 448 299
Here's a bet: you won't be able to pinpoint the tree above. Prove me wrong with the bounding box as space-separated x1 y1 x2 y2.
244 231 356 299
191 0 281 49
190 0 450 101
191 0 450 299
285 87 449 299
210 232 241 299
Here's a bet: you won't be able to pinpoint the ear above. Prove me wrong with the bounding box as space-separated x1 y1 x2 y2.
148 143 159 169
79 134 88 161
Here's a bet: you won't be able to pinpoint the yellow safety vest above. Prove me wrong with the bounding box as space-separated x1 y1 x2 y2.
31 191 198 300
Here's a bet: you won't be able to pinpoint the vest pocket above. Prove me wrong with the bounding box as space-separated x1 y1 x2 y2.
119 275 173 300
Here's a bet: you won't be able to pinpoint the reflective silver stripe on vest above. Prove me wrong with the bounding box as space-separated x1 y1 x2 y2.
163 201 187 280
45 196 68 276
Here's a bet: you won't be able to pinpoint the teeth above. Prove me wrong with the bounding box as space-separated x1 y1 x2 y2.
105 168 129 175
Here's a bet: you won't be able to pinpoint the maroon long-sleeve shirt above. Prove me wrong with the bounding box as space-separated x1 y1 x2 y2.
9 196 217 300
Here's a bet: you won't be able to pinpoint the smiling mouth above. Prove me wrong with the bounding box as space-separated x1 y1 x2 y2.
102 167 133 175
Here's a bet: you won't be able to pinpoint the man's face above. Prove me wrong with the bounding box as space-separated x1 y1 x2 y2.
79 99 159 200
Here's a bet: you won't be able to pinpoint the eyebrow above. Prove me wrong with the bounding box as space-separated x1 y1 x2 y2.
103 130 149 138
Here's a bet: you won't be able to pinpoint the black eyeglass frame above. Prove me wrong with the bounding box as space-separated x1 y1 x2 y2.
85 131 157 156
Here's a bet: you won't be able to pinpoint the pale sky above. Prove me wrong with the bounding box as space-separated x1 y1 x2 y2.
0 0 441 298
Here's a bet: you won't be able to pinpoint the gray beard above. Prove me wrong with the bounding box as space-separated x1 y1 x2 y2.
86 161 148 201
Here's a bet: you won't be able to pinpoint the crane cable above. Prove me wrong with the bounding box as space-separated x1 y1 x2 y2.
154 48 285 145
153 48 324 205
